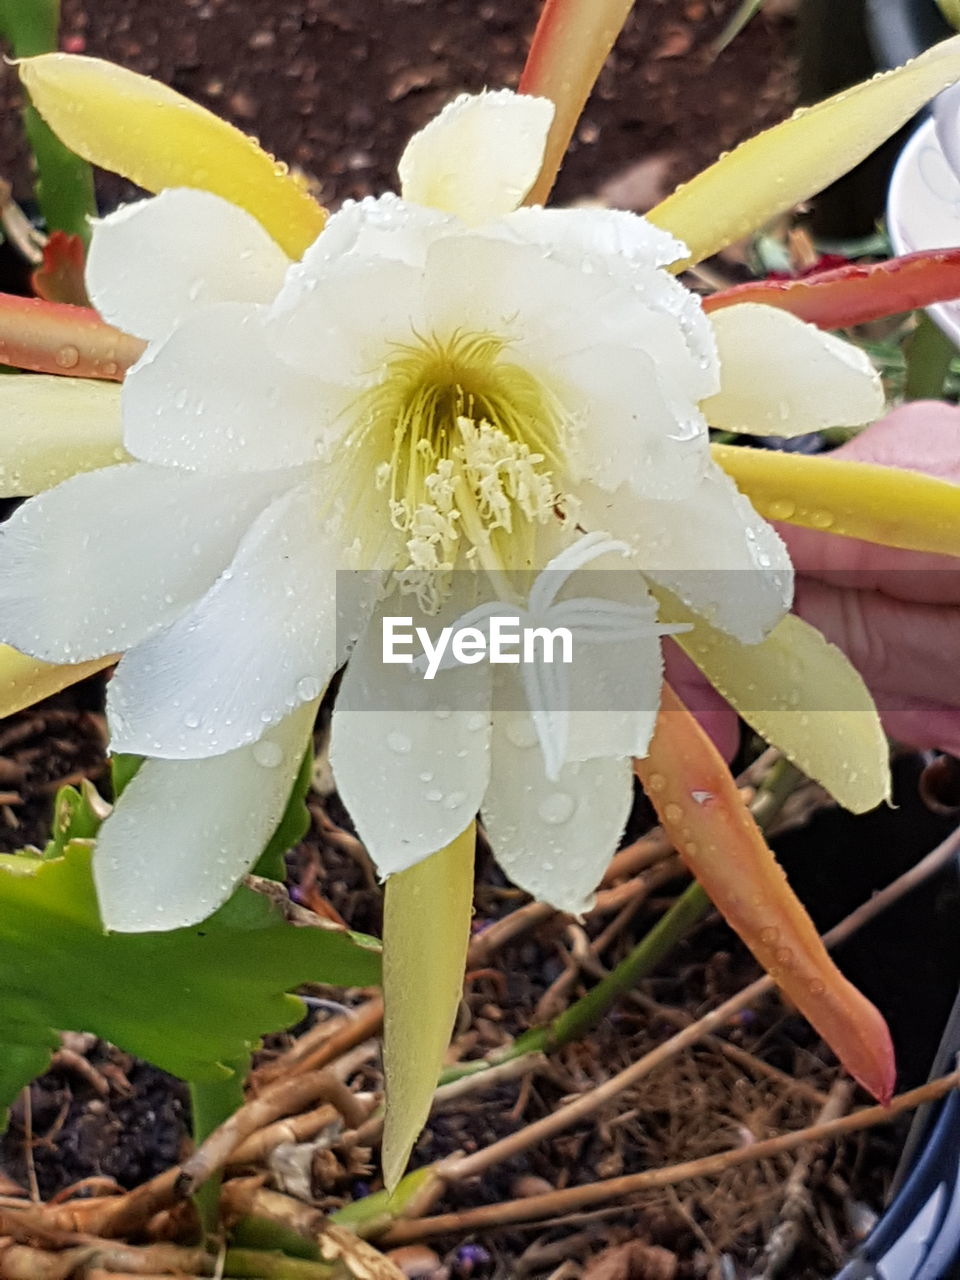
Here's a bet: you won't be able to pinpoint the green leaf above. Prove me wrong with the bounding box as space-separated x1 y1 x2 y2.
110 752 143 799
0 842 381 1125
43 778 105 857
253 747 312 881
0 0 96 242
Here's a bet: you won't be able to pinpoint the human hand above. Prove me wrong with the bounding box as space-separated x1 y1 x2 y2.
666 400 960 760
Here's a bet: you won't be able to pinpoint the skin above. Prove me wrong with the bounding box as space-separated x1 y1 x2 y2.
666 401 960 760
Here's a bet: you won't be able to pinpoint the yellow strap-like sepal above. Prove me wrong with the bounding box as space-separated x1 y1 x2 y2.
657 591 890 815
19 54 326 259
0 646 115 720
381 823 475 1191
712 443 960 558
649 35 960 266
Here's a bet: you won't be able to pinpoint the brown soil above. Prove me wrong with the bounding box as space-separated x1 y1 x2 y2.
0 1 795 216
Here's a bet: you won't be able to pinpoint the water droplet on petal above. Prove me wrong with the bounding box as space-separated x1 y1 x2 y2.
664 802 683 824
646 773 667 793
55 345 79 369
759 926 779 946
505 719 539 749
183 711 200 729
297 675 322 701
387 730 412 754
538 792 575 825
254 740 284 768
443 790 467 810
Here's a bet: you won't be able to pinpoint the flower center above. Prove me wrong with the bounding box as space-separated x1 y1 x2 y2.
351 330 569 597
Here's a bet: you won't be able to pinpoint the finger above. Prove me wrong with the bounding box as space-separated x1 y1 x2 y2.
793 578 960 710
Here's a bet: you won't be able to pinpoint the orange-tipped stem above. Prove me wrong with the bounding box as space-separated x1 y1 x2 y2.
634 682 895 1104
704 248 960 329
519 0 634 206
0 293 143 380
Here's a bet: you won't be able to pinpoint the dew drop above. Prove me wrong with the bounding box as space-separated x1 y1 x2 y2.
466 712 487 732
443 790 467 810
505 718 539 749
808 978 826 996
768 498 795 520
296 675 322 700
183 711 200 729
759 926 779 946
254 740 284 768
774 946 794 967
387 729 412 754
810 509 835 529
419 771 434 783
426 788 443 803
646 772 667 793
538 792 575 825
55 344 80 369
664 802 683 824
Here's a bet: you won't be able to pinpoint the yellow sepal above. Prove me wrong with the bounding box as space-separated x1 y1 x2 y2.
0 646 115 720
19 54 326 259
658 592 890 814
649 35 960 266
712 443 960 557
0 376 128 497
381 823 475 1192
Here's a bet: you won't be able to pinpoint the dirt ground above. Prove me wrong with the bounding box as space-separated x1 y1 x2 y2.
0 0 796 215
2 3 957 1278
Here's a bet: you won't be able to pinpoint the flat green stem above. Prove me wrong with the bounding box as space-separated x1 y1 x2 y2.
0 0 96 241
188 1059 248 1239
904 313 957 401
225 1249 334 1280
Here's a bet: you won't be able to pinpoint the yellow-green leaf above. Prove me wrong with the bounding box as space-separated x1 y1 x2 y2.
0 646 114 720
19 54 326 259
712 443 960 557
658 593 890 814
519 0 635 206
381 824 475 1192
0 375 128 497
648 34 960 266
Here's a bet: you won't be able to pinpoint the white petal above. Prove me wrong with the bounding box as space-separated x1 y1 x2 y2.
300 193 457 267
560 344 709 499
555 577 665 765
87 189 290 342
330 599 492 877
398 90 554 224
0 463 288 662
577 466 793 643
267 251 425 385
0 375 127 496
703 303 885 437
94 702 316 932
107 478 342 759
123 302 349 472
483 713 633 914
500 206 688 270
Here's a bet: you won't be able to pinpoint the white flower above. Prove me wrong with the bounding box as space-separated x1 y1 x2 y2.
0 90 884 930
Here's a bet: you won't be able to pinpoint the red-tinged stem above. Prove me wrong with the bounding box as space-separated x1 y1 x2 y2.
0 293 144 379
703 248 960 329
519 0 634 206
633 682 895 1105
